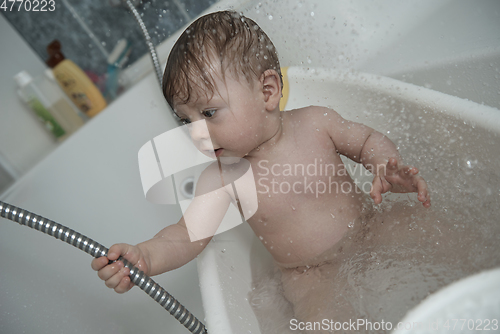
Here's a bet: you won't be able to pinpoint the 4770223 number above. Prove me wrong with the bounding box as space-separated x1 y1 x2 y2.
1 0 55 11
443 319 498 331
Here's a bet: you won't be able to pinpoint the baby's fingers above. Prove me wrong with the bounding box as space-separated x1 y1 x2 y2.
91 256 109 271
114 275 134 294
387 157 398 168
399 165 419 178
107 243 131 262
96 260 132 291
370 176 385 204
97 259 125 282
415 177 431 208
104 266 131 293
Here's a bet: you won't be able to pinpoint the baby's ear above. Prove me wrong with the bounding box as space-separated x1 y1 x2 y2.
261 69 281 111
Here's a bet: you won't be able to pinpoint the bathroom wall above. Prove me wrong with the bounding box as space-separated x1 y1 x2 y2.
0 15 56 191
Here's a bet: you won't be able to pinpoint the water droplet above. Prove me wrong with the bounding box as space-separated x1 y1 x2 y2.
221 249 226 253
268 15 273 20
465 159 477 168
348 221 355 228
291 205 296 211
259 235 264 240
331 213 335 219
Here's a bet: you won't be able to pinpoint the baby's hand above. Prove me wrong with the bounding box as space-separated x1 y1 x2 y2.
370 158 431 208
91 243 149 294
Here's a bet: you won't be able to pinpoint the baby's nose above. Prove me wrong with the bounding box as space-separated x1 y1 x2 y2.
188 120 211 143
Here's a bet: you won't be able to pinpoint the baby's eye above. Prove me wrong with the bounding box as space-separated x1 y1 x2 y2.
201 109 217 118
180 118 191 125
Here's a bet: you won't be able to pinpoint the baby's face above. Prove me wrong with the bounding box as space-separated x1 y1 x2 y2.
174 68 270 159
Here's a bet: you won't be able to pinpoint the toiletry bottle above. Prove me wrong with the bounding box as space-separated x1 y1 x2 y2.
46 40 107 118
42 69 86 133
14 71 67 141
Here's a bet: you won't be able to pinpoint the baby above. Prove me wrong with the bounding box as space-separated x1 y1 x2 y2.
92 10 431 331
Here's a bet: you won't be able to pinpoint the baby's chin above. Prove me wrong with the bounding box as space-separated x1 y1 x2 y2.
219 156 242 165
198 149 242 165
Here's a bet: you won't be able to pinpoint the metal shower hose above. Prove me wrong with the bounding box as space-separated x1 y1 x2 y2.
0 201 208 334
124 0 163 86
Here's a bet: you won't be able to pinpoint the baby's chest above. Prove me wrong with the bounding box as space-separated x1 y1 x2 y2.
252 142 345 193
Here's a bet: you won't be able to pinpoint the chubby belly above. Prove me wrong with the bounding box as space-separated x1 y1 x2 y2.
247 174 365 265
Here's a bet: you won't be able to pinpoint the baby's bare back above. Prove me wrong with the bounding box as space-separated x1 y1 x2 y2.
243 107 366 265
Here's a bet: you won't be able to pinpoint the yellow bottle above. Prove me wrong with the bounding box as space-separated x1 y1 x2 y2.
46 40 107 118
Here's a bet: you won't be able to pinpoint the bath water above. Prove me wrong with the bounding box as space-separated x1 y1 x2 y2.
250 199 500 333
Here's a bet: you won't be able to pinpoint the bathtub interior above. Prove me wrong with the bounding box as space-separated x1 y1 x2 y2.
196 67 500 333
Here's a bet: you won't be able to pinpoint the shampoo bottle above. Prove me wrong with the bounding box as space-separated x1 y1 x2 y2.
46 40 107 118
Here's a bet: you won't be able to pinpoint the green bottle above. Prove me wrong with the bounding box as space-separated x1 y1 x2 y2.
14 71 67 140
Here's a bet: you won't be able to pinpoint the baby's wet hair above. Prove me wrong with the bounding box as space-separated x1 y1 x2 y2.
162 10 282 111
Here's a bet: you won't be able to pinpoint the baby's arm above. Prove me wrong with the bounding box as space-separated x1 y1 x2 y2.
317 107 431 207
91 218 212 293
92 163 232 293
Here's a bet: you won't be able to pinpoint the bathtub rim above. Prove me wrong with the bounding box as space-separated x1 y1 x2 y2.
285 67 500 133
392 267 500 333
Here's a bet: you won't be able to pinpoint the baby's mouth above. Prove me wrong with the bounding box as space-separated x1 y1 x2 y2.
214 148 224 157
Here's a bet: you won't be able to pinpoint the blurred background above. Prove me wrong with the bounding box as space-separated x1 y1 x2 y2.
0 0 215 194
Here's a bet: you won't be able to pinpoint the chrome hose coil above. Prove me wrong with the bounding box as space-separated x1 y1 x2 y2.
0 201 207 334
124 0 164 87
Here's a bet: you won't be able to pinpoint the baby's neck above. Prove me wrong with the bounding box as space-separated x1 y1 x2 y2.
247 111 284 158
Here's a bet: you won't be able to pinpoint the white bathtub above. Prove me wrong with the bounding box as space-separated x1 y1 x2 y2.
196 67 500 333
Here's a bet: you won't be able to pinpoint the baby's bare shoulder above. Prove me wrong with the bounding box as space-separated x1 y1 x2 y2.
285 106 341 120
283 106 343 129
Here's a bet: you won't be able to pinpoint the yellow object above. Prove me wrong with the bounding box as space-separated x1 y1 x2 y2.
51 59 107 117
46 40 107 118
279 67 290 111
